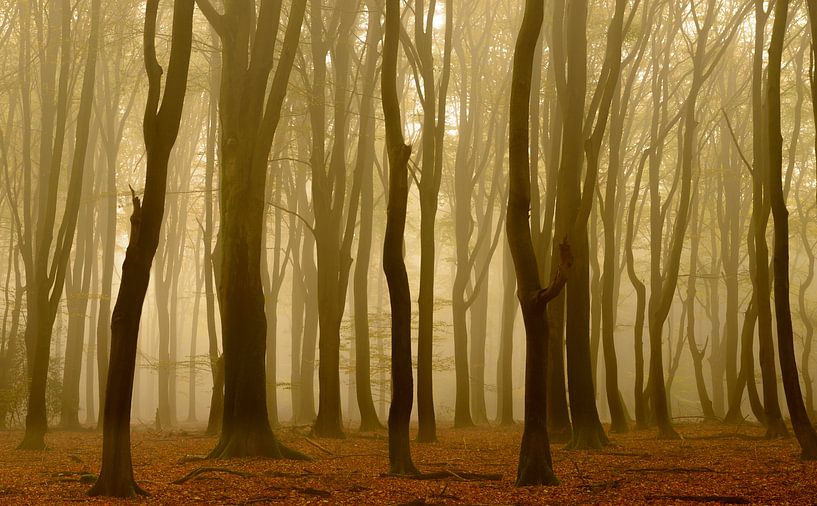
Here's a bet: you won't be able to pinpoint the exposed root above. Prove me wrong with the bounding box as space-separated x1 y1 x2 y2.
380 470 502 481
625 466 717 473
172 467 255 484
304 437 333 455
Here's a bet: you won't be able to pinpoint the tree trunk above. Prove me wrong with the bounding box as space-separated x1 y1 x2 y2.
382 0 418 475
20 0 99 449
509 0 567 486
767 0 817 459
752 0 788 439
88 0 192 495
352 0 384 434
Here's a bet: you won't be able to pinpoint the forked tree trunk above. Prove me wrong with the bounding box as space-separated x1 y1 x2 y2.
509 0 568 486
195 0 309 458
20 0 100 450
88 0 193 496
751 0 788 439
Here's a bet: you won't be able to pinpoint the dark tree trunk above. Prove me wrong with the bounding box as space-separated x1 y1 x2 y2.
88 0 192 495
382 0 418 475
751 0 788 439
195 0 308 458
767 0 817 459
509 0 568 486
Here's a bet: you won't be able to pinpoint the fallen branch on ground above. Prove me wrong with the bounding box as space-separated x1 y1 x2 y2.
645 495 749 504
173 467 255 484
304 437 333 455
178 454 208 463
625 466 716 473
380 470 502 481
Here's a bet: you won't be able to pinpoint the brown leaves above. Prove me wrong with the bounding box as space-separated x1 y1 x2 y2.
0 423 814 504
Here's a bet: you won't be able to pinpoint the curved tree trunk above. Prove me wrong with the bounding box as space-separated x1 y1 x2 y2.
767 0 817 459
88 0 192 495
382 0 418 475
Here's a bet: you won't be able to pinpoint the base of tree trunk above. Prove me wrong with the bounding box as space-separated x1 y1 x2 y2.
723 407 744 425
657 424 681 440
17 431 47 451
566 423 608 450
358 418 384 432
799 447 817 460
454 417 475 429
516 445 559 487
312 419 346 439
87 476 148 498
209 429 310 460
415 429 437 443
764 418 789 439
609 420 629 434
547 425 572 443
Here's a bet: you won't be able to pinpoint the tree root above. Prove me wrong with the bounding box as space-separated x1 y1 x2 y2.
381 470 502 481
172 467 255 484
304 437 333 455
625 466 716 473
178 454 208 464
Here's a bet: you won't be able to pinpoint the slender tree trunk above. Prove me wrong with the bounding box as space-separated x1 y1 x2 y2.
382 0 418 475
351 0 384 433
767 0 817 458
88 0 193 495
509 0 570 486
20 0 100 449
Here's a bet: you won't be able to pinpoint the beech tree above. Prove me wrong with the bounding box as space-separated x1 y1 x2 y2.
88 0 194 495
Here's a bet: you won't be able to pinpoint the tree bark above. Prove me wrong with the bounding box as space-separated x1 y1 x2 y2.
382 0 418 475
767 0 817 459
88 0 193 495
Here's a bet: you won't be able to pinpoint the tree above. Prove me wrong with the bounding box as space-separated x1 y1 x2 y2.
509 0 570 486
411 0 453 443
311 0 366 439
353 0 385 432
766 0 817 459
751 0 788 438
196 0 308 458
88 0 194 495
382 0 418 476
18 0 101 450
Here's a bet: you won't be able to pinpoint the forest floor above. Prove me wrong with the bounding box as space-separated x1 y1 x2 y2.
0 421 814 504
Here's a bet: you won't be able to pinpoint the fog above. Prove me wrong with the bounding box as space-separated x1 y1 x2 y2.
1 0 817 497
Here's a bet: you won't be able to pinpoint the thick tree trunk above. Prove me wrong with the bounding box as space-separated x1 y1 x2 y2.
197 0 308 458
